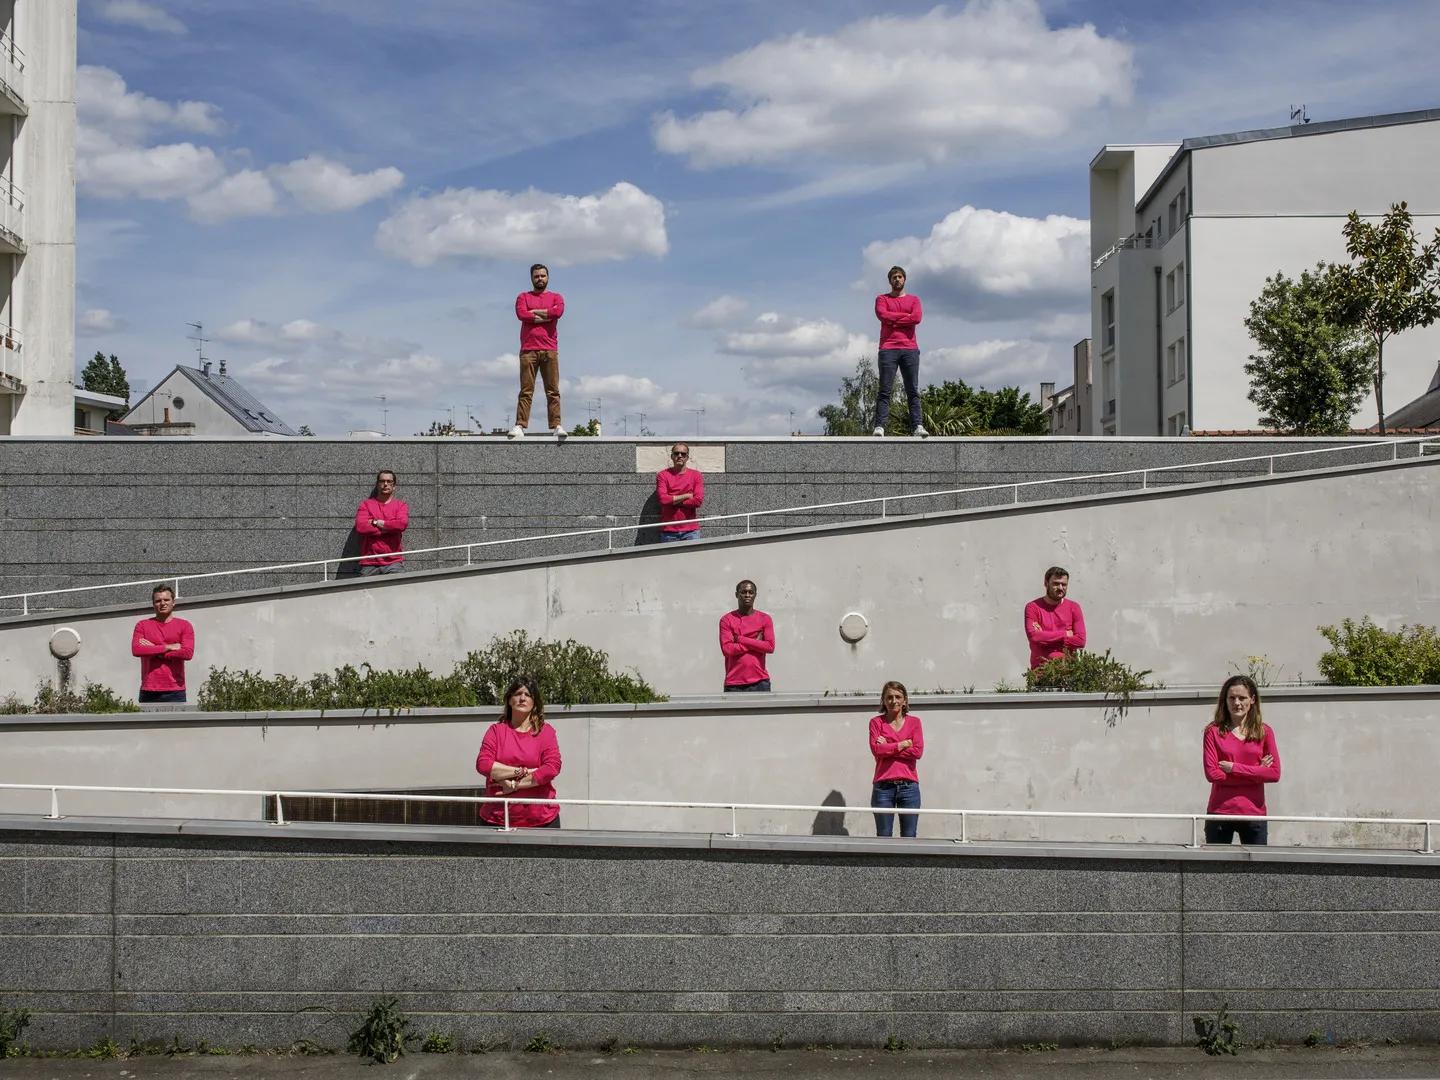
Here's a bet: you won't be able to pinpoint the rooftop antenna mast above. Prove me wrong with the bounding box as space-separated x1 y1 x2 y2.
1289 104 1310 125
186 321 212 375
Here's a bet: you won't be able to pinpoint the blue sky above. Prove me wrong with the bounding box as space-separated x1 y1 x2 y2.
76 0 1440 436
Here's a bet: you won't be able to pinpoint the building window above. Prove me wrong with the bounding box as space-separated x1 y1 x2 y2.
1101 290 1115 351
1168 336 1187 384
1102 357 1116 418
1175 262 1185 309
1166 270 1176 312
1167 411 1188 436
1169 189 1188 234
75 406 88 430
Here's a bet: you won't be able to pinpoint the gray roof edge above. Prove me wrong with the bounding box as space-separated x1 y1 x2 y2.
1137 106 1440 213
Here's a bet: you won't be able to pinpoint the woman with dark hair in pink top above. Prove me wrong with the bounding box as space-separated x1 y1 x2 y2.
475 676 562 829
1202 674 1281 845
869 680 924 837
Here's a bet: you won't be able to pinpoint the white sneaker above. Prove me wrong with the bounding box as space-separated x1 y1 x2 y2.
915 425 930 438
872 427 885 437
507 425 525 439
553 426 567 441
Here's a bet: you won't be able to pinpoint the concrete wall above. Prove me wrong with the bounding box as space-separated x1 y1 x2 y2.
2 819 1438 1049
8 0 75 435
0 456 1434 697
3 687 1437 848
0 434 1412 609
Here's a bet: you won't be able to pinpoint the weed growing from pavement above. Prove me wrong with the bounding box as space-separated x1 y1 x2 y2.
1194 1003 1242 1056
0 1006 31 1058
524 1032 556 1053
421 1031 455 1054
346 996 413 1064
884 1034 908 1052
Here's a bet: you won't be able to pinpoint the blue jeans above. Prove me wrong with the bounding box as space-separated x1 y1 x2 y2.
138 689 186 704
724 679 771 692
876 349 922 430
872 779 921 837
1205 820 1268 845
659 528 700 543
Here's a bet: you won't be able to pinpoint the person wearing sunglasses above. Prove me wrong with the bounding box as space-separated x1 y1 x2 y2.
655 442 704 542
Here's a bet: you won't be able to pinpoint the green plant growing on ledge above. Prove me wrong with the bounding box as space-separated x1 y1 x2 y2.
420 1031 454 1054
1193 1002 1241 1056
0 1005 31 1057
196 631 664 712
1317 617 1440 686
0 683 140 715
347 996 412 1064
1024 649 1155 725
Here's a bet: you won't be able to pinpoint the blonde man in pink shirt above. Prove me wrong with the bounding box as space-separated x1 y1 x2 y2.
1024 565 1087 669
873 265 927 437
656 442 704 542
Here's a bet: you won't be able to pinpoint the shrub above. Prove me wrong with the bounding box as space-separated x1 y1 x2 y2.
1 1005 31 1058
1193 1002 1241 1056
196 632 663 712
1024 649 1155 725
347 996 412 1064
1317 617 1440 686
0 683 140 715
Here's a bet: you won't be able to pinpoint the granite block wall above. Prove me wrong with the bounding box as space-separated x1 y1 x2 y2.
2 823 1438 1050
0 436 1409 610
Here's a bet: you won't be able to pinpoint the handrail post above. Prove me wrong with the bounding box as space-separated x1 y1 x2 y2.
321 562 329 582
881 498 887 519
1424 820 1434 855
728 804 740 838
1141 470 1148 490
1393 440 1399 461
272 794 287 826
1268 455 1275 476
607 531 613 553
1190 816 1202 848
1012 485 1019 504
173 577 181 600
502 801 513 832
959 810 968 844
21 594 27 616
745 515 752 535
467 544 474 565
47 786 60 819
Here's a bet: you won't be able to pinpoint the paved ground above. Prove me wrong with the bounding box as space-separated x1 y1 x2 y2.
6 1047 1440 1079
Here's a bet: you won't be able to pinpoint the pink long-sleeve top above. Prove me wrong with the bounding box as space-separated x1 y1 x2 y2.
475 720 563 828
1203 723 1281 817
870 713 925 783
719 609 775 687
354 496 409 566
516 290 565 351
656 467 704 532
130 616 195 692
875 293 923 350
1024 597 1087 669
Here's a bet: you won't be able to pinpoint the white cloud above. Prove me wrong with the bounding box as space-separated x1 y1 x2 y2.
685 294 748 329
77 134 225 200
465 353 519 382
926 339 1060 388
214 317 418 360
96 0 187 34
654 0 1132 168
271 155 406 212
78 66 220 144
78 308 126 335
375 181 669 267
862 205 1089 320
186 169 279 223
715 311 872 392
569 373 681 413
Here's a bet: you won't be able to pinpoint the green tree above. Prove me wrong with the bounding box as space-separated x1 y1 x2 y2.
297 425 315 436
817 356 897 435
1242 264 1376 434
80 351 130 415
1329 202 1440 433
568 418 601 436
918 380 1047 435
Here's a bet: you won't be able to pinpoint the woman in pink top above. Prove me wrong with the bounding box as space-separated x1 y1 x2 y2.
1202 675 1281 846
869 680 925 837
475 676 563 829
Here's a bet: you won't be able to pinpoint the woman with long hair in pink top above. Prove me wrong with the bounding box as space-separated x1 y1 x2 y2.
869 680 924 837
475 676 563 829
1202 674 1281 845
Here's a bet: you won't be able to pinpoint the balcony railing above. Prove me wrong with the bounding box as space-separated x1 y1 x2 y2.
0 175 23 249
0 29 23 103
1092 233 1154 271
0 324 20 391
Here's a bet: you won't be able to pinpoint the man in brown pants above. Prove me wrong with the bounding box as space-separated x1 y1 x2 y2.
509 262 566 440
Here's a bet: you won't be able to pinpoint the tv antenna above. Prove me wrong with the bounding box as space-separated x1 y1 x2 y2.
377 395 389 436
685 407 706 436
186 321 211 373
1289 104 1310 125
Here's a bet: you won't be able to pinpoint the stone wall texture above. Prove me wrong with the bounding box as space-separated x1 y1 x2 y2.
2 822 1438 1050
0 435 1415 609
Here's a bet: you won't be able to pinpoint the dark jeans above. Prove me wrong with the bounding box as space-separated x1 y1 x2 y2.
659 529 701 543
138 689 186 703
480 815 561 830
360 563 404 576
872 779 921 837
724 679 771 693
1205 820 1268 846
876 348 922 430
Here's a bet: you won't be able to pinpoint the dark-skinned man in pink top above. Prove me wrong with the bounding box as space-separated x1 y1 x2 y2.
1024 565 1087 670
720 579 774 692
509 262 566 440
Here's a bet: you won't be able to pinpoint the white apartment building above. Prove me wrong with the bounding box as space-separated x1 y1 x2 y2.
0 0 76 435
1090 109 1440 435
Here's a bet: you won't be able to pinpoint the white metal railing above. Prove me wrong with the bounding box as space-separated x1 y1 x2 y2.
0 28 23 101
0 175 23 247
0 323 18 385
0 782 1434 853
1092 233 1155 270
1 435 1435 617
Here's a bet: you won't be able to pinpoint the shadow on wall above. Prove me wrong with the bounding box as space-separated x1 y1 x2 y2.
811 790 851 836
335 528 365 578
634 492 663 546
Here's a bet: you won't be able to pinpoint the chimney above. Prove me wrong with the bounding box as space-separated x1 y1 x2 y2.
1040 381 1055 408
202 361 211 377
219 356 227 376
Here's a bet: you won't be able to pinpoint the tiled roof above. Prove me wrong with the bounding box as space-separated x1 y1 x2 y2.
172 365 298 436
